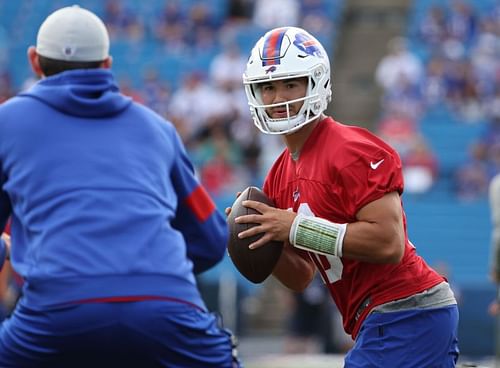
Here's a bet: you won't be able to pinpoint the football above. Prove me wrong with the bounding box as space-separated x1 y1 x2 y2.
227 186 284 284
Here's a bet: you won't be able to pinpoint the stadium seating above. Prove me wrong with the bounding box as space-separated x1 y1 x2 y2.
0 0 343 91
403 0 494 285
5 0 494 356
419 108 486 176
404 0 499 356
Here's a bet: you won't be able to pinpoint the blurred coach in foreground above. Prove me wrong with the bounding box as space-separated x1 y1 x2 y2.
0 5 240 368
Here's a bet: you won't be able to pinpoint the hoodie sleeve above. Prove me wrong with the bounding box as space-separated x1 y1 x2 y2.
169 130 228 274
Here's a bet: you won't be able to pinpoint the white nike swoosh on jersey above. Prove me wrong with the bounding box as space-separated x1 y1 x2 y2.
370 159 385 169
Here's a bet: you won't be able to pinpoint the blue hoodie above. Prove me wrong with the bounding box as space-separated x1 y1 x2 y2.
0 69 228 310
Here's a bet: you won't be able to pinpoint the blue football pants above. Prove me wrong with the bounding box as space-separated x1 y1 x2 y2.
0 300 242 368
345 305 459 368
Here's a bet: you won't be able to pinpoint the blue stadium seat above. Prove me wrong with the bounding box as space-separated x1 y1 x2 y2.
420 120 485 175
404 196 491 284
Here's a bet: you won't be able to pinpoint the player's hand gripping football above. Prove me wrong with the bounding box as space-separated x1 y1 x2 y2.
234 200 297 250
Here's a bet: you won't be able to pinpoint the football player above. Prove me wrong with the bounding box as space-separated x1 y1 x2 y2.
234 26 459 367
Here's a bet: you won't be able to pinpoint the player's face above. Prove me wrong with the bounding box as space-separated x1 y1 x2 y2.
259 77 308 119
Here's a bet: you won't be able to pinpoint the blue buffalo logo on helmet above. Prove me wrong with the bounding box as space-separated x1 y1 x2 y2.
293 32 323 58
265 66 277 74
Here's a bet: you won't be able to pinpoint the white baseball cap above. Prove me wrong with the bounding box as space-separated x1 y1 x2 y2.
36 5 109 62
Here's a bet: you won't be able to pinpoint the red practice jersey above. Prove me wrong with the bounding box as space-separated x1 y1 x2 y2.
263 117 444 338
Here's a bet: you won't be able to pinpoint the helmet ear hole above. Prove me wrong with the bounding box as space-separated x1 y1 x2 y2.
312 101 322 114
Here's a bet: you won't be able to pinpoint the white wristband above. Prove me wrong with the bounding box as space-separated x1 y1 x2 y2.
289 214 347 257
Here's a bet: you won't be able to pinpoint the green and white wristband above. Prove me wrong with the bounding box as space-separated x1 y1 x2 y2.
289 214 347 257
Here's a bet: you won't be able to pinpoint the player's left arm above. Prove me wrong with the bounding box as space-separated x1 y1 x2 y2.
284 192 405 263
334 146 405 263
340 191 405 263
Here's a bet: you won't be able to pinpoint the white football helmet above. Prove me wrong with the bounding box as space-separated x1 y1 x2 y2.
243 26 332 135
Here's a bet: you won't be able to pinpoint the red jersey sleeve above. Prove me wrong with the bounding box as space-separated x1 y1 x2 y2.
338 147 404 214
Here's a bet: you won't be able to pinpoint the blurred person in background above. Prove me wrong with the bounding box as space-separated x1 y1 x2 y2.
253 0 300 29
167 71 231 145
455 141 490 201
402 136 439 195
375 36 423 96
0 6 240 367
232 26 459 367
209 41 247 93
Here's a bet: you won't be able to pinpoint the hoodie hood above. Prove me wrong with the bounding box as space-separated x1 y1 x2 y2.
21 69 132 118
